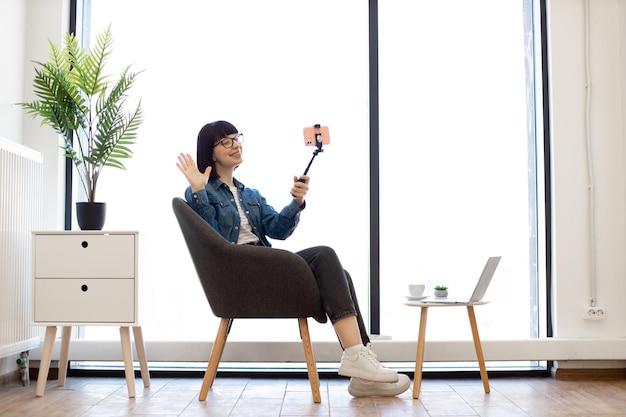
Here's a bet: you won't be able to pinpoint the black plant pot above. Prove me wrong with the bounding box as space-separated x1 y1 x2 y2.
76 202 107 230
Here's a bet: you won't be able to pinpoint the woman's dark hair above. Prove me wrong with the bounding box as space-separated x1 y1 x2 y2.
196 120 238 180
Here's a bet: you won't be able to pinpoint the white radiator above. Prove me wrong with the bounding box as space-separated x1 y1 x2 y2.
0 138 43 358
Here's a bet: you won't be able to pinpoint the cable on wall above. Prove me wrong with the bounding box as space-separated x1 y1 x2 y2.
583 0 597 307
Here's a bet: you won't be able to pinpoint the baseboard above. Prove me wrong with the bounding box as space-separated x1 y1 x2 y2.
0 365 58 385
28 360 59 381
553 368 626 381
0 369 21 386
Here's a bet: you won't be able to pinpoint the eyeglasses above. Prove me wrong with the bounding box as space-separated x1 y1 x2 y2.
214 133 244 149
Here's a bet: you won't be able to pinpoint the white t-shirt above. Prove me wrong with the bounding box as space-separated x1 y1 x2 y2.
229 185 260 245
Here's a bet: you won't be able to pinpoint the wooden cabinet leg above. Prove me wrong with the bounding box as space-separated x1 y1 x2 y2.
132 326 150 387
57 326 72 387
412 307 428 399
119 327 136 398
35 326 57 397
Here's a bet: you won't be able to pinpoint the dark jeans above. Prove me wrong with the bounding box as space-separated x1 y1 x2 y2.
296 246 370 347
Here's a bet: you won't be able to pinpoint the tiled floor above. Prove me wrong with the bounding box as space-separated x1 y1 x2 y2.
1 374 626 417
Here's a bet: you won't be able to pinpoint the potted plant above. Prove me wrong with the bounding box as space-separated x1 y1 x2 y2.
434 285 448 297
19 25 143 230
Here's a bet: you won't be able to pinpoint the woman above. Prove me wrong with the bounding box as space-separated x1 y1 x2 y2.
177 120 409 397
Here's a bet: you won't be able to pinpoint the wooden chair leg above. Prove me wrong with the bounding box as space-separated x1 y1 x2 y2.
298 317 321 403
199 317 231 401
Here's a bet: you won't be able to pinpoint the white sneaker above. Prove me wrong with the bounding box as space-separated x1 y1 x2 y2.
348 374 411 397
338 345 399 382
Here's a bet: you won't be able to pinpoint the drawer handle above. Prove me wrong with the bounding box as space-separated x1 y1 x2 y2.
81 284 88 292
81 241 88 248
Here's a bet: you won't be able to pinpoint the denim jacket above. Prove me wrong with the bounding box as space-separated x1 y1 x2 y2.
184 178 305 247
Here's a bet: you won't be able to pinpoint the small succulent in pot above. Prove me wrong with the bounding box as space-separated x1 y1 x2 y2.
434 285 448 297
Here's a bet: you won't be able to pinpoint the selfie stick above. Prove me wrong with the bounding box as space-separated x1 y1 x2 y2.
298 124 324 182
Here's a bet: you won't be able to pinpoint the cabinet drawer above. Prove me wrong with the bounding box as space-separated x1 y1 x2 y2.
34 278 135 323
35 234 135 278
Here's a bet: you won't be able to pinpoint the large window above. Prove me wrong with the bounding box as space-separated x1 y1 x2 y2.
81 0 544 361
85 0 370 343
378 1 542 342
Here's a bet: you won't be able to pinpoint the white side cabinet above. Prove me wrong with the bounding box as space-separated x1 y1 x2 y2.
32 231 149 398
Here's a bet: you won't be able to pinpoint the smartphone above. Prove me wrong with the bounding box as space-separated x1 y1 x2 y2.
303 126 330 146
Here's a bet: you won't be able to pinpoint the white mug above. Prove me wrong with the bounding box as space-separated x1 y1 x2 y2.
408 284 425 297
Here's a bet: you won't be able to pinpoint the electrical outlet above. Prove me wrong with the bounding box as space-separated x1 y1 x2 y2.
582 307 606 320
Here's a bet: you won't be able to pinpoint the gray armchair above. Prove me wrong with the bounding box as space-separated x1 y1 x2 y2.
172 197 326 402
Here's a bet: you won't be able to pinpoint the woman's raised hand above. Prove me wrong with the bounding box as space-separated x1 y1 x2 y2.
176 153 210 192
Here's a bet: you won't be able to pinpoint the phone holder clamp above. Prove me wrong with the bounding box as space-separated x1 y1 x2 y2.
300 124 324 180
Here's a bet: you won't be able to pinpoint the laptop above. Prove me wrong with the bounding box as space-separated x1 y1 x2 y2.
418 256 501 304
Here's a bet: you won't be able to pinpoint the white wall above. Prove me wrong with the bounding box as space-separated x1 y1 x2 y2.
0 0 68 378
0 0 27 380
0 0 68 230
547 0 626 369
1 0 626 376
0 0 26 143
